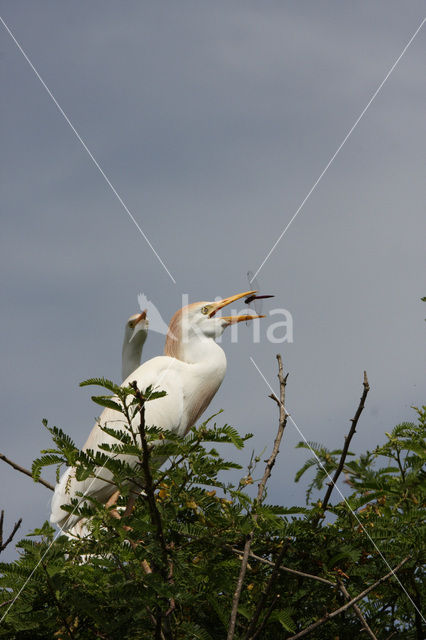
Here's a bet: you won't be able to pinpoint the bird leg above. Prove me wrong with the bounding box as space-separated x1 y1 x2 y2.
123 492 137 517
105 490 136 525
105 489 141 548
105 490 121 518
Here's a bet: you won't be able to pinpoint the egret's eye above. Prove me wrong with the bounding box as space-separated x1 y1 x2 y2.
128 322 134 328
201 306 209 315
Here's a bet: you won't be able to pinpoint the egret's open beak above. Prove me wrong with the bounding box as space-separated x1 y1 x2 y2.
221 313 265 325
208 290 265 324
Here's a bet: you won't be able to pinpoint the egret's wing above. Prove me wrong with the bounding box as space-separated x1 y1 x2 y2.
50 356 184 529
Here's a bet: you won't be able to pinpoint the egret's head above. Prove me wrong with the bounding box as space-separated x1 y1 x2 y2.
124 310 149 346
165 291 264 359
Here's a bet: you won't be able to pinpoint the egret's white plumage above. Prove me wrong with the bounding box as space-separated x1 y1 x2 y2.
57 310 149 540
51 291 262 531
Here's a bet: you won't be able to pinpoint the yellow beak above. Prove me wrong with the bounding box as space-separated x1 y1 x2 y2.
221 313 265 325
209 290 265 324
135 310 147 324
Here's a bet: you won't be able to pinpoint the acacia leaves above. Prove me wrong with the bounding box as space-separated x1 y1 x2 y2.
1 378 425 639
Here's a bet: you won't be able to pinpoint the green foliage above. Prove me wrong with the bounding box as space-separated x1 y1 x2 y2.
1 378 425 639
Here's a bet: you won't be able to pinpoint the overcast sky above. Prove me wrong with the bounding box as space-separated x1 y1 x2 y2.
1 1 425 564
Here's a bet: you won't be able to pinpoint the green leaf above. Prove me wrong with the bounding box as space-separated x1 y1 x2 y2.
179 621 213 640
80 377 122 395
91 395 123 412
142 386 167 401
32 454 64 481
271 608 295 632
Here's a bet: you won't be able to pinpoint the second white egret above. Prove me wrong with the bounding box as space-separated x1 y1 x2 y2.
51 290 263 531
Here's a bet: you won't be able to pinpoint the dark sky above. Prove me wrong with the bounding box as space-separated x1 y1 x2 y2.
1 1 425 565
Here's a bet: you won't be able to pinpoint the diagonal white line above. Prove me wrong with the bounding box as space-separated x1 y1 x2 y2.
0 15 176 285
249 356 425 623
250 17 426 283
0 365 175 624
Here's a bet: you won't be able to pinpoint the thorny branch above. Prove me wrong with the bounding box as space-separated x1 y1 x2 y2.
286 556 410 640
0 511 22 554
243 544 288 640
230 548 335 586
227 354 288 640
338 578 378 640
130 382 174 640
41 559 76 640
314 371 370 525
250 594 280 640
130 383 169 576
0 452 54 491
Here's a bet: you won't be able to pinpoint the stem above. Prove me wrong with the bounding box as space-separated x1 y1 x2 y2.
130 382 174 640
338 579 378 639
285 556 410 640
249 594 280 640
314 371 370 525
0 453 54 491
41 560 75 639
227 354 288 640
395 448 406 482
230 548 335 586
0 511 22 553
243 544 287 639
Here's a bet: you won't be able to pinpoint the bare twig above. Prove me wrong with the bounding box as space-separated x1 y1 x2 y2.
230 548 335 586
130 385 169 576
0 510 22 553
227 354 288 640
0 453 54 491
338 578 378 639
243 544 287 639
130 382 173 640
41 560 75 639
250 594 280 640
0 599 14 609
314 371 370 525
285 556 410 640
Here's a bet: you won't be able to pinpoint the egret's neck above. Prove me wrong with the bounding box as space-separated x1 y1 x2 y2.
179 336 227 429
180 335 226 372
122 336 146 382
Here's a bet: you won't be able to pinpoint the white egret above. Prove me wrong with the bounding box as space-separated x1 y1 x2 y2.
121 310 149 381
60 310 149 539
51 291 263 531
55 310 149 540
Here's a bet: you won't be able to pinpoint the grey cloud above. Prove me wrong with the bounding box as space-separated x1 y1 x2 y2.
0 1 424 562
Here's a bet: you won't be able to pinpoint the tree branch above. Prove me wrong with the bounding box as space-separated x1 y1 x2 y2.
314 371 370 524
130 382 173 640
230 548 335 586
250 594 280 640
338 578 378 639
243 544 287 639
0 510 22 553
227 354 288 640
41 559 76 639
0 453 54 491
285 556 410 640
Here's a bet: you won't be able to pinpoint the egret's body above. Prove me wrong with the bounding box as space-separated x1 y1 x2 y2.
51 292 262 531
